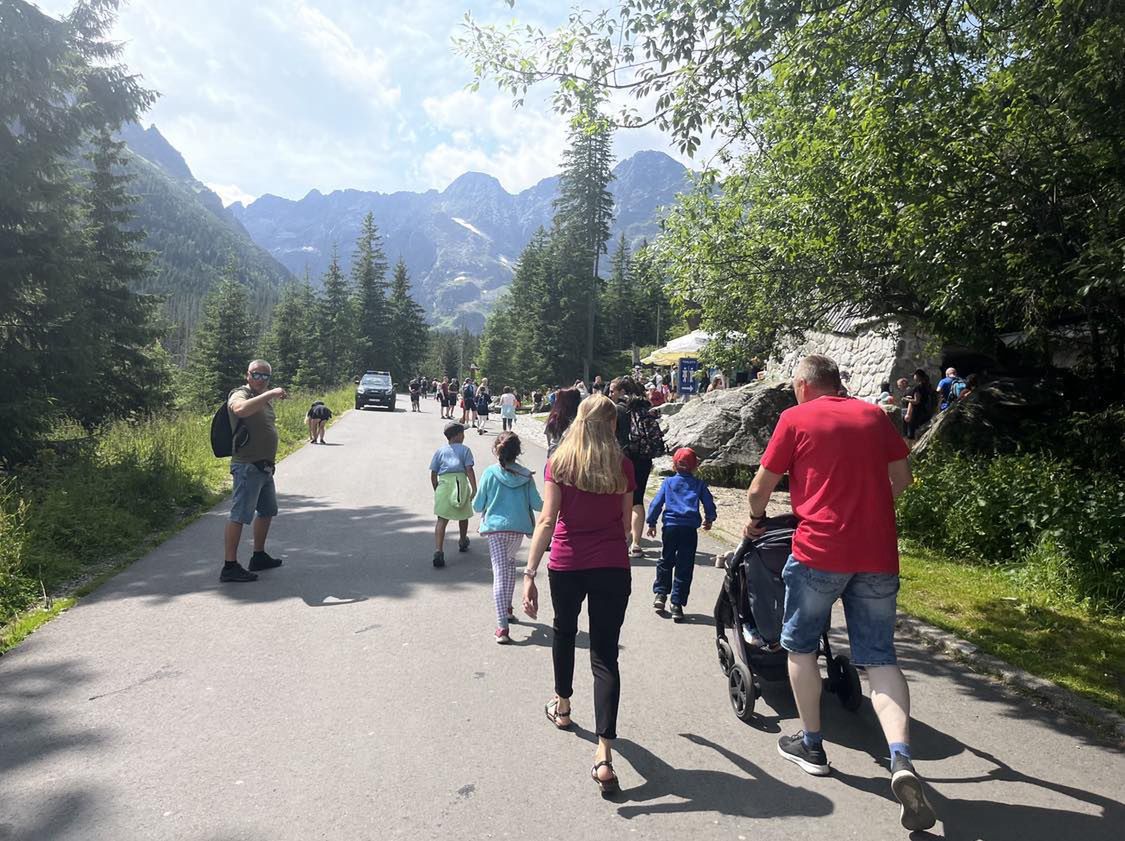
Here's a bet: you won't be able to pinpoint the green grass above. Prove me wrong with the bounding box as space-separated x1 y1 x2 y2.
0 385 354 653
899 543 1125 715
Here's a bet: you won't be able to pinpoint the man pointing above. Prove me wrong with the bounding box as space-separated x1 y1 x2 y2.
221 359 287 583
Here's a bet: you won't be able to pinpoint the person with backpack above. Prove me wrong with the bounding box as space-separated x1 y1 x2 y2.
475 379 492 433
461 378 477 426
220 359 287 583
936 367 966 410
609 376 666 558
472 432 543 643
903 369 935 440
305 400 332 444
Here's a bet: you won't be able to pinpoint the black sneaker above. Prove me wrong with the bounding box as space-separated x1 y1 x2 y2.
670 604 685 623
248 551 283 571
890 754 937 831
777 732 830 776
219 563 258 583
458 537 470 552
433 551 445 568
653 594 667 613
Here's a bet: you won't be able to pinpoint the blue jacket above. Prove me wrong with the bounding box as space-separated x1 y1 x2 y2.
646 472 717 529
472 463 543 535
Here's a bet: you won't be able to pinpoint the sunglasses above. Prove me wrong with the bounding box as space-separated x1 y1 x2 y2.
249 372 271 381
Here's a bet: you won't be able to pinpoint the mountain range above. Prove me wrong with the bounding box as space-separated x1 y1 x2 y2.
120 125 693 334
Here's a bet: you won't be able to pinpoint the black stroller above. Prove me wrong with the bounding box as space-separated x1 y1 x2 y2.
713 514 863 721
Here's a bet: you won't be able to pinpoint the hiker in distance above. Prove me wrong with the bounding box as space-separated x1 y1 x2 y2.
222 359 288 583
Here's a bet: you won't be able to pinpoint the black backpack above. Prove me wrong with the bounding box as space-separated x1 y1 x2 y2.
625 407 666 459
210 391 247 457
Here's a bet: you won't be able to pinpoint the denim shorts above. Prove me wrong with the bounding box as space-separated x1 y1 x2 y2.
229 462 278 524
780 556 899 666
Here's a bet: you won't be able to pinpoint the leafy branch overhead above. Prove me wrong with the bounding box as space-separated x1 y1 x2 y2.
458 1 1125 378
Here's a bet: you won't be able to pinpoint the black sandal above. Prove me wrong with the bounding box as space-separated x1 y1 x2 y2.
591 760 620 796
545 697 572 730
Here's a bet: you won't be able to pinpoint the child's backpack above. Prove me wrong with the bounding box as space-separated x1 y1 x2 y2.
625 407 666 459
462 382 476 402
475 391 490 413
210 391 246 457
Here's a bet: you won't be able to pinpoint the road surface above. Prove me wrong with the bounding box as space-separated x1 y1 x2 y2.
1 399 1121 840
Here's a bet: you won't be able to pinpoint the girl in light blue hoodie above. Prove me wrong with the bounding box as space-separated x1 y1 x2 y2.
473 432 543 644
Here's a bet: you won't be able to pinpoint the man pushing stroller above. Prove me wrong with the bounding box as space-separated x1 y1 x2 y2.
744 354 936 832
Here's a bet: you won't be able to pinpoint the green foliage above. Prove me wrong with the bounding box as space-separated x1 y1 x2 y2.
0 0 158 463
387 258 428 377
317 250 357 384
351 213 390 371
424 328 479 380
183 266 258 407
897 449 1125 614
0 385 353 625
460 0 1125 380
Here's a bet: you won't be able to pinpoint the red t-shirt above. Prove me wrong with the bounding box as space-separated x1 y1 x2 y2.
544 457 636 572
760 397 909 574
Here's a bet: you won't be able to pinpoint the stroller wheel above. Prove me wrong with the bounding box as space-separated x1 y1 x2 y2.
835 655 864 711
716 637 735 676
728 663 756 723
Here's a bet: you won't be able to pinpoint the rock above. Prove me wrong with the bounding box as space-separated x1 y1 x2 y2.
655 401 684 418
913 378 1064 457
662 381 797 469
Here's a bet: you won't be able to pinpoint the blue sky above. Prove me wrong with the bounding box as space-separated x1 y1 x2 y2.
39 0 709 205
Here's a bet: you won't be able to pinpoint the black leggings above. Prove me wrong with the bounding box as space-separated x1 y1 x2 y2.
549 566 631 739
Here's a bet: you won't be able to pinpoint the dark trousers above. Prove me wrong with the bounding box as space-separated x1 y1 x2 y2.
502 417 514 431
654 525 698 606
549 566 631 739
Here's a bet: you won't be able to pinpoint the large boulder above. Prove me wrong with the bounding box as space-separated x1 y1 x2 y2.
662 382 797 468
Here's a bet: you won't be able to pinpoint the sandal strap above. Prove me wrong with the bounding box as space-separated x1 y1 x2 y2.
593 760 614 771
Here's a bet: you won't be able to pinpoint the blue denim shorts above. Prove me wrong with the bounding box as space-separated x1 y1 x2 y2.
780 556 899 666
229 462 278 524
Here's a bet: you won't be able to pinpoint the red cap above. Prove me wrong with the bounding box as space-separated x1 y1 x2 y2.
672 447 699 472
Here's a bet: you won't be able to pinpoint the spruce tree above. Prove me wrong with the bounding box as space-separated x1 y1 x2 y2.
74 127 169 428
552 108 615 381
351 213 390 371
601 233 634 352
0 0 154 461
318 249 356 384
260 281 307 386
387 258 428 378
184 263 257 406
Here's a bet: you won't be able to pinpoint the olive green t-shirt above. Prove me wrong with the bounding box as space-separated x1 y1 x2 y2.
227 386 279 464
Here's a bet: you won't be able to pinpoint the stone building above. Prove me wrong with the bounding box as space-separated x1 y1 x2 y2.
773 313 940 399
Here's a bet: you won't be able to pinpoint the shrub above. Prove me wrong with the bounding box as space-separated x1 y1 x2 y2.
0 478 35 619
898 448 1125 613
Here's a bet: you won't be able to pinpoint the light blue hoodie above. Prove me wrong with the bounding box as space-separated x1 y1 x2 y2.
472 463 543 535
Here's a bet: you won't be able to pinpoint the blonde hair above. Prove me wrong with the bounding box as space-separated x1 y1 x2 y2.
549 394 626 495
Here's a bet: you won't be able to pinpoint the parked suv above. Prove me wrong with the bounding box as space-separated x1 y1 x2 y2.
355 371 396 411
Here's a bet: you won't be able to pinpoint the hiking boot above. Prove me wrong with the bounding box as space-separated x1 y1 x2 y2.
219 563 258 583
248 551 283 571
458 537 470 552
432 551 445 568
652 594 667 613
494 628 511 645
890 755 937 831
777 732 830 776
670 604 685 623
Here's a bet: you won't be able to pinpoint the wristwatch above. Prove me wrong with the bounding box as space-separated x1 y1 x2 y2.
749 511 767 523
522 567 538 578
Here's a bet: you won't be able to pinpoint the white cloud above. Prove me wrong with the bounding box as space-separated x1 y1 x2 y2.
265 0 400 108
207 182 258 207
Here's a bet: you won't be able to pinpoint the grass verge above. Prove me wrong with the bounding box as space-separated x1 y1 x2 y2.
898 543 1125 716
0 385 354 654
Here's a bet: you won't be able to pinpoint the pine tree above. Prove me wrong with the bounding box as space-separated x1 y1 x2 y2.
184 263 257 406
0 0 155 461
260 281 308 386
318 249 356 384
601 233 635 352
552 107 615 381
351 213 390 371
387 258 428 377
72 127 169 428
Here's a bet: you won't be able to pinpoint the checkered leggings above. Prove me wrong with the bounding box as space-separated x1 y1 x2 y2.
487 532 524 630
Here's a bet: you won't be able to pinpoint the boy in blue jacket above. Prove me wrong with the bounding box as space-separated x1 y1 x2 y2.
646 447 717 622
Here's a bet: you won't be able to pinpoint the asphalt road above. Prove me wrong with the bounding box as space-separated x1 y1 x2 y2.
1 398 1122 841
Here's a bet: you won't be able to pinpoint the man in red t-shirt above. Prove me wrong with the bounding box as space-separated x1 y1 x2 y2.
744 355 936 832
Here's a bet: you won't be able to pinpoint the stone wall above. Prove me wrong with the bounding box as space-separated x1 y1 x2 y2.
773 317 939 400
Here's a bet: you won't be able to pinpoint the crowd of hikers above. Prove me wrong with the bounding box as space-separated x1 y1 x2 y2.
222 356 940 832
